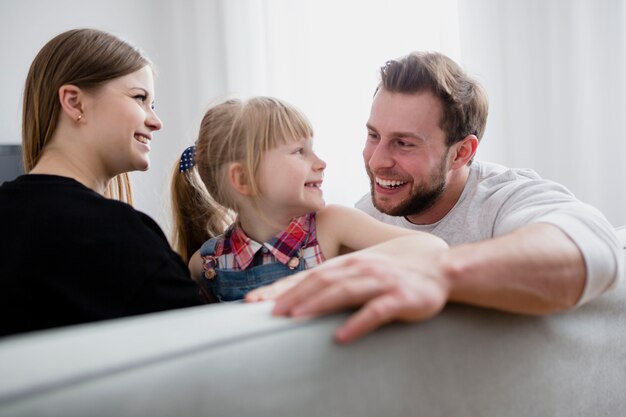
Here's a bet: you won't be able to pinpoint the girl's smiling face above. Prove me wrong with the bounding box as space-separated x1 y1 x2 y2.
255 137 326 222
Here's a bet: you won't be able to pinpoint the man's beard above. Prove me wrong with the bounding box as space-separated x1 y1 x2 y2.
369 152 448 218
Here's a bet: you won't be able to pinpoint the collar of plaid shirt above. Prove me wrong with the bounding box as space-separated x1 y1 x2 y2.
217 212 316 270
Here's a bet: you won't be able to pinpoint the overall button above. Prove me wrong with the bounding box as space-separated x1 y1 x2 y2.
287 257 300 269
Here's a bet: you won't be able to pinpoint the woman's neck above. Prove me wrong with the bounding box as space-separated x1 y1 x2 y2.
29 144 109 195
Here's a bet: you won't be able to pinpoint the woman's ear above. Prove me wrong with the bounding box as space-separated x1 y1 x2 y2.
227 162 252 196
58 85 84 122
450 134 479 168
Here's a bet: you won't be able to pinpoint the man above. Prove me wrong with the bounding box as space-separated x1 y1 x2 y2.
246 51 623 343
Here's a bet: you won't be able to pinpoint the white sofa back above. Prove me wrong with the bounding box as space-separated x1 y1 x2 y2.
1 228 625 417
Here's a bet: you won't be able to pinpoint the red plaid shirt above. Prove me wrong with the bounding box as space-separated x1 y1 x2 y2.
208 212 325 270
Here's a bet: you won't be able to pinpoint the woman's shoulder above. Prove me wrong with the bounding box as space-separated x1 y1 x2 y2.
3 174 168 242
94 198 170 244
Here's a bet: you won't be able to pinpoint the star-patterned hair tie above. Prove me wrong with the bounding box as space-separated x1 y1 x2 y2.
179 145 196 173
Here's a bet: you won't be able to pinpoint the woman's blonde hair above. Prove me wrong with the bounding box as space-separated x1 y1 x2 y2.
22 28 151 204
171 96 314 262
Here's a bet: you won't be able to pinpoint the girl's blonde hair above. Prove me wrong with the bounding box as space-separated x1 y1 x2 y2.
171 96 314 262
22 28 151 204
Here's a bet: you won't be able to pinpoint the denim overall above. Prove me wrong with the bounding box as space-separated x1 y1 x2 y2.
199 237 307 302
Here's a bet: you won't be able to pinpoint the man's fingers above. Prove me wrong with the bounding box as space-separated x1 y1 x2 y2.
245 273 306 302
245 256 360 303
250 253 449 345
272 266 353 315
334 293 402 344
334 284 448 344
274 259 403 316
282 261 399 318
292 275 390 317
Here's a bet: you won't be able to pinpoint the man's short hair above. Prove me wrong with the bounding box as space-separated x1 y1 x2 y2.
377 51 489 146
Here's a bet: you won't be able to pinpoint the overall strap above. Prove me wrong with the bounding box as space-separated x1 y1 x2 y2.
199 237 220 257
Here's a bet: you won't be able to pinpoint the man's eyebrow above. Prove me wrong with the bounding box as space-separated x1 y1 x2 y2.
366 123 426 141
395 131 425 141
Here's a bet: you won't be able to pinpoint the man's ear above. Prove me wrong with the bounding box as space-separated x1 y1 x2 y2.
450 135 479 168
227 162 252 196
58 85 84 122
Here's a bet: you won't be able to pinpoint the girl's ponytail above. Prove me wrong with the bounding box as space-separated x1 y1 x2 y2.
170 148 233 264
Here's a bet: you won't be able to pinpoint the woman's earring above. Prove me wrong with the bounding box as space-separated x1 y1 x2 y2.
77 114 83 122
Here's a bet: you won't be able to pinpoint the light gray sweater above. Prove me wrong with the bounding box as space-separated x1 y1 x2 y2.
356 160 623 305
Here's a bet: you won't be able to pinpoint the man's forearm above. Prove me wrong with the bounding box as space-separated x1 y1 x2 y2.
443 223 586 314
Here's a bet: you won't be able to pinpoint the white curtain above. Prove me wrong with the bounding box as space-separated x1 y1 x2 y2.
458 0 626 226
213 0 626 227
215 0 462 208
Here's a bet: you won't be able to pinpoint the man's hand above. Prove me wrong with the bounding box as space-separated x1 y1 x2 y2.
246 250 450 344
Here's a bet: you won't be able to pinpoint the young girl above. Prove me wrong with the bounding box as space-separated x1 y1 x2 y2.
171 97 446 302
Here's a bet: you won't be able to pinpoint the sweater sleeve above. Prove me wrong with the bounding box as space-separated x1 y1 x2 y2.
493 178 623 305
122 211 204 313
127 255 204 314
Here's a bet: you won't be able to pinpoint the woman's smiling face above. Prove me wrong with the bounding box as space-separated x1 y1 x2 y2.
82 65 163 178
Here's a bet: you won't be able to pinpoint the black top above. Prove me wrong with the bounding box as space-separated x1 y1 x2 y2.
0 175 203 337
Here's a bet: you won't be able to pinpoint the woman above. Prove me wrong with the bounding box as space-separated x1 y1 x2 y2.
0 28 203 337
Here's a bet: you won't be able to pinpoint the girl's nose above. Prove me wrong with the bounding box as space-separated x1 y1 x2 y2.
314 154 326 171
